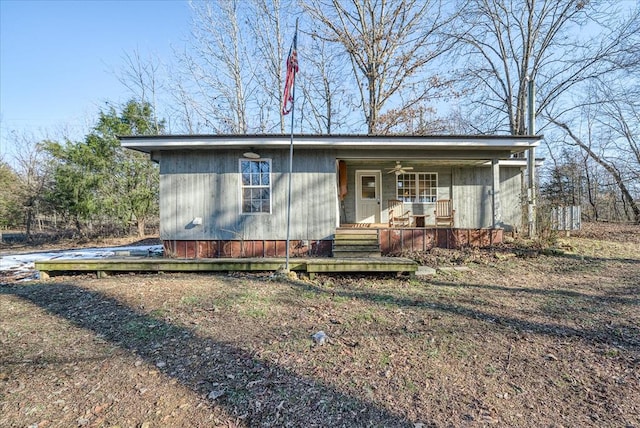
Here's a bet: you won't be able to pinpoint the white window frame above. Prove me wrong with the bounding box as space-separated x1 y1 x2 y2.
396 172 438 203
239 158 272 214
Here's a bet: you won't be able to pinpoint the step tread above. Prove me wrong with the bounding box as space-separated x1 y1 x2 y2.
333 246 381 252
333 252 383 258
335 229 380 235
333 240 379 246
334 234 379 239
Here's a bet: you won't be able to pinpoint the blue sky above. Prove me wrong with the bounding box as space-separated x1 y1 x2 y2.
0 0 191 158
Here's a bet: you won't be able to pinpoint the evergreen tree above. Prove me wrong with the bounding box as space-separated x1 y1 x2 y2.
45 100 162 236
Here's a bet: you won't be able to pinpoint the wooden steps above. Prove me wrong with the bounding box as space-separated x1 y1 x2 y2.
333 228 381 258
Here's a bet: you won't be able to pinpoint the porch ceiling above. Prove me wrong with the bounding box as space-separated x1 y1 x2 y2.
343 157 539 167
335 149 526 162
343 158 495 166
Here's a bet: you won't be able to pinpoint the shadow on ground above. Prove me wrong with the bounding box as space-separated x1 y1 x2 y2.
1 282 414 427
284 277 640 355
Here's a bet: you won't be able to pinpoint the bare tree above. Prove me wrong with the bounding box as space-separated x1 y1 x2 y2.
178 0 255 133
10 132 52 238
596 86 640 189
298 33 354 134
536 3 640 223
453 0 639 135
247 0 289 133
549 115 640 223
166 64 201 134
116 49 164 133
302 0 457 134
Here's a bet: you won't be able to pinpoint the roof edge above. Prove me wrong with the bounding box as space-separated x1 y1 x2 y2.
118 133 543 141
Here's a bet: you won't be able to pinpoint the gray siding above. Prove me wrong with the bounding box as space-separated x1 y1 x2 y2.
500 166 525 232
452 167 493 228
452 165 523 230
159 149 337 241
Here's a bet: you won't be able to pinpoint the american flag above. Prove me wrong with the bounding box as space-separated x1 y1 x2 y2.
282 31 298 116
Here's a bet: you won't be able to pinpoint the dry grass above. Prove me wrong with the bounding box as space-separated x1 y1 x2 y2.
1 223 639 427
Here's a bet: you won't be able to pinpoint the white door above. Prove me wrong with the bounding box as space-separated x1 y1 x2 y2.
355 170 382 223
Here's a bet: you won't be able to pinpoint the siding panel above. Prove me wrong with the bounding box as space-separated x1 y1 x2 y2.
160 149 337 241
453 166 493 229
500 166 524 232
452 165 524 230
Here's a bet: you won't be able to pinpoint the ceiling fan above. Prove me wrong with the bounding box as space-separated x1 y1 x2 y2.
386 161 414 174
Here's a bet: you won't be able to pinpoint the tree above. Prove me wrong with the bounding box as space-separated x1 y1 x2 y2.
302 0 457 134
44 138 102 235
116 48 164 134
453 0 638 135
540 148 584 206
166 65 201 134
171 0 305 134
10 133 52 238
247 0 289 133
298 34 354 134
538 4 640 223
177 0 253 133
91 100 163 236
45 100 162 236
0 159 23 230
549 112 640 224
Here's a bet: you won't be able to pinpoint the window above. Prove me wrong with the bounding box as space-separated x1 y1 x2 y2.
240 159 271 213
360 175 377 199
396 173 437 203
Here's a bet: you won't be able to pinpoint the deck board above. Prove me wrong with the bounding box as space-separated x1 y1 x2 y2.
35 257 418 279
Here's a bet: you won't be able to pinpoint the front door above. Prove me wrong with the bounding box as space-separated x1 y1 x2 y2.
355 170 381 223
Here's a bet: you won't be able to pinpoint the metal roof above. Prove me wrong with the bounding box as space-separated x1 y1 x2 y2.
120 133 542 155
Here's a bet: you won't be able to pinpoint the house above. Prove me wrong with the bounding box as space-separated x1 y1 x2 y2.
120 134 541 258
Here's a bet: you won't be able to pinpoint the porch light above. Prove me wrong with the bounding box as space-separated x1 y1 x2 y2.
243 148 260 159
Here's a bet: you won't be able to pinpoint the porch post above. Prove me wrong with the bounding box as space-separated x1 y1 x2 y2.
491 159 502 229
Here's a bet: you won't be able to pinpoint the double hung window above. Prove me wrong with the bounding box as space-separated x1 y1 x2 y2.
240 159 271 213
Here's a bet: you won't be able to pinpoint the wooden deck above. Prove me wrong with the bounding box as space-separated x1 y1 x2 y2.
34 257 418 280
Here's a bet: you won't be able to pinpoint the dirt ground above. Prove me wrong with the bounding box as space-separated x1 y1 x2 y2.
1 223 639 427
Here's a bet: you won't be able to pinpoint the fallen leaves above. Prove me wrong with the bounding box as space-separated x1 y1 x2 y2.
1 224 639 426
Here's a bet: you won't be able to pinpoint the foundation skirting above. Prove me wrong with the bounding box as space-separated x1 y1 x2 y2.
163 228 503 258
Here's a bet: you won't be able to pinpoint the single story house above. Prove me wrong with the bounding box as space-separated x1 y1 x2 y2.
120 134 541 258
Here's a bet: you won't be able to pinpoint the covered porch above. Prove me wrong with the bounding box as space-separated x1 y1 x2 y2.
336 156 518 232
331 138 535 253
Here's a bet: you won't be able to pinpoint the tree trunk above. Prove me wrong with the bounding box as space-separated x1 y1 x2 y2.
137 219 146 238
25 208 33 240
75 215 83 237
552 119 640 224
584 160 598 221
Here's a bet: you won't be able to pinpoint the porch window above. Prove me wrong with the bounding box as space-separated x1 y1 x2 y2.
396 173 438 203
240 159 271 213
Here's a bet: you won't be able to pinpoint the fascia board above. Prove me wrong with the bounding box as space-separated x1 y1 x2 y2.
120 135 542 153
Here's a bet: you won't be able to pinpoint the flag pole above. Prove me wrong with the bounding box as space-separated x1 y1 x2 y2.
285 18 298 272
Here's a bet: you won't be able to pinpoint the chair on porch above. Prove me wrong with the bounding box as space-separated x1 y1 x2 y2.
388 199 412 227
434 199 455 228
